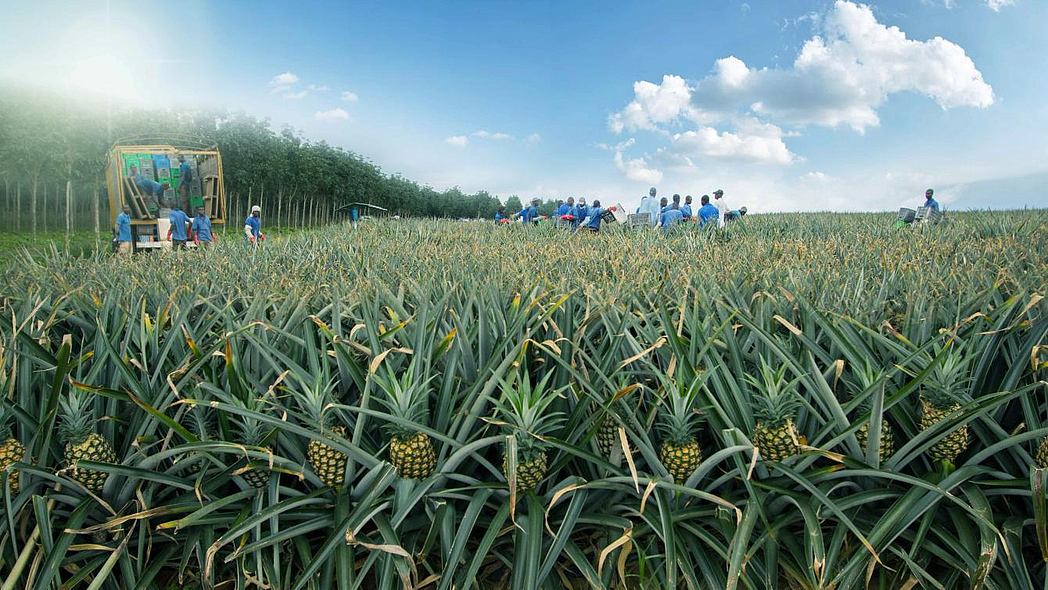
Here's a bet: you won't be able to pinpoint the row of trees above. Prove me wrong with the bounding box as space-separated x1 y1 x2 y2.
0 86 559 235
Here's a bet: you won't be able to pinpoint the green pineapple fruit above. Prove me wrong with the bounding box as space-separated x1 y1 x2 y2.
849 362 895 464
919 344 972 464
495 372 564 492
289 378 349 488
656 375 705 484
58 391 117 493
0 408 26 494
234 413 272 489
1036 438 1048 469
374 365 436 480
595 382 640 459
749 359 803 462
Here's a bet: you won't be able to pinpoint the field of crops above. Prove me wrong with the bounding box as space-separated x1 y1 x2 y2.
1 211 1047 589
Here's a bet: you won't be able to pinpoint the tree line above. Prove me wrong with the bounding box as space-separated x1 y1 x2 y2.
0 86 561 237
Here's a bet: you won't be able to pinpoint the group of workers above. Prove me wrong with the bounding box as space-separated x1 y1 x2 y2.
636 187 746 230
113 201 265 253
494 187 746 232
494 198 619 232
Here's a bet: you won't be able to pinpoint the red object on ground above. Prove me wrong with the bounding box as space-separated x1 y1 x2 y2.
561 215 575 221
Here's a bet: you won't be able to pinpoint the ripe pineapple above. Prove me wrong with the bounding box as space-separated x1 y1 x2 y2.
0 408 26 494
849 362 895 464
289 379 349 488
856 419 895 464
374 366 436 480
919 345 972 464
748 359 803 462
58 392 117 493
495 372 564 492
656 376 705 484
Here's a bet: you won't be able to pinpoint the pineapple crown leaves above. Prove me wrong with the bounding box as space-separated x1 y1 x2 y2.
371 361 432 441
907 337 976 408
655 372 710 446
745 358 803 428
845 360 889 413
57 390 97 445
285 373 345 432
492 371 566 445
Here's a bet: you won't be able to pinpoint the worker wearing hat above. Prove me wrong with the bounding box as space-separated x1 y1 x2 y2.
713 189 728 228
244 205 264 244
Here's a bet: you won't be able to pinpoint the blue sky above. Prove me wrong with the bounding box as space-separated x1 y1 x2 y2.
1 0 1045 212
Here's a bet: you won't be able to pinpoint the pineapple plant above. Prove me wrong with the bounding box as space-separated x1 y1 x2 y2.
288 378 349 488
495 372 564 492
0 407 25 494
919 344 972 464
656 376 705 484
748 359 803 462
234 413 273 490
373 366 436 480
849 362 895 464
58 391 117 493
172 403 215 475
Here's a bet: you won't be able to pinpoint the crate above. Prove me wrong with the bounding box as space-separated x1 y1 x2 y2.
897 208 916 223
915 207 942 224
628 213 651 227
554 217 572 228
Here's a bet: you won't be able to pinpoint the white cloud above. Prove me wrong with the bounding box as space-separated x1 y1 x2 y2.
611 1 994 134
472 130 514 140
308 84 330 91
801 171 831 181
314 108 350 121
672 120 798 164
985 0 1013 10
609 75 693 133
613 149 663 184
445 136 469 148
269 71 300 93
341 91 359 102
526 133 541 143
283 90 309 100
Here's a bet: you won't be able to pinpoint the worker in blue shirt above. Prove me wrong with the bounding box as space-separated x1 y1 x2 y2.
167 206 191 250
697 195 719 228
494 206 506 223
574 199 588 230
660 203 684 232
923 188 939 212
578 200 610 232
554 200 570 217
245 205 263 244
114 205 132 254
658 196 669 214
178 155 193 211
680 195 693 221
130 164 170 207
192 206 215 246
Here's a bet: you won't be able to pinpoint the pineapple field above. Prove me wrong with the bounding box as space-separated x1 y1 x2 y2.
1 210 1047 589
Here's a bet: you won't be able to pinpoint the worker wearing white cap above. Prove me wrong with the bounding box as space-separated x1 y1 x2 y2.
244 205 264 244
